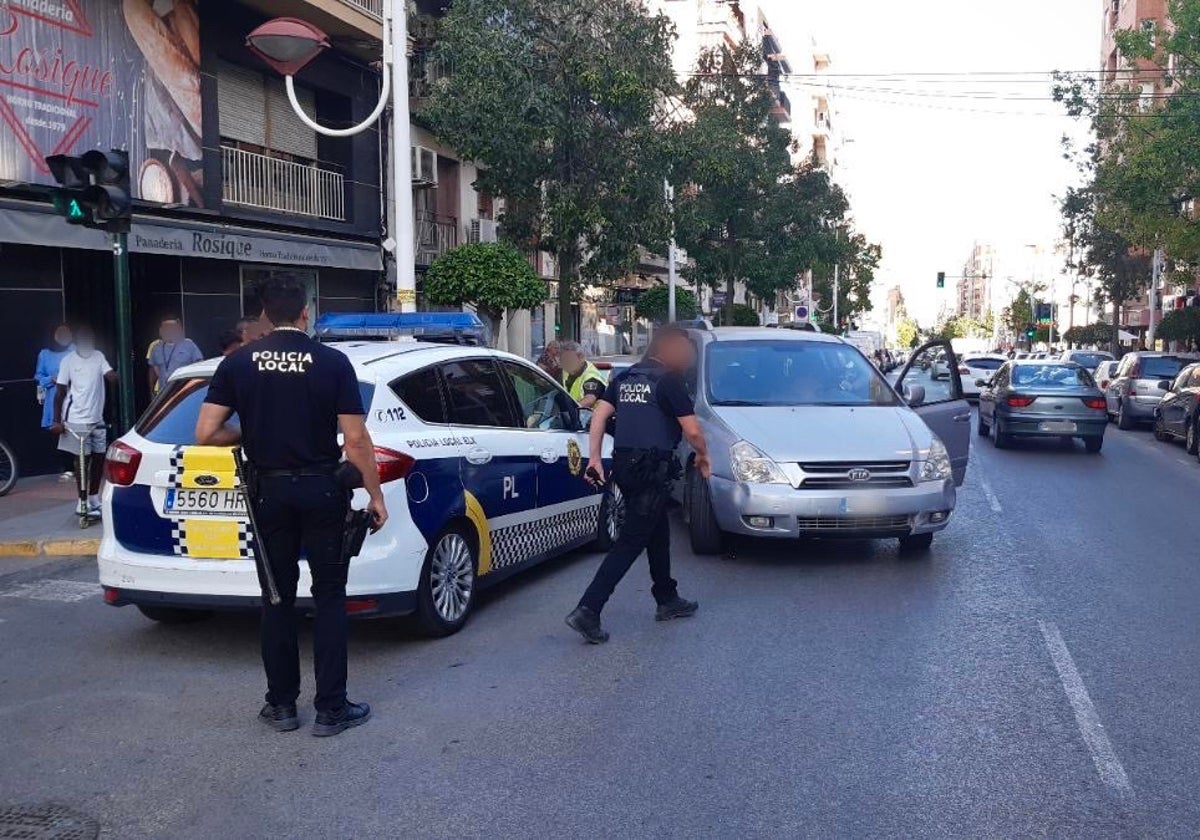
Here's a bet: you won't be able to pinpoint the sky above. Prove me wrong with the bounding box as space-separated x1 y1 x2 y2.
760 0 1099 326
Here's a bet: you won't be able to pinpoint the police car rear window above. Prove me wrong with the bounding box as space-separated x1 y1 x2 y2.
136 376 375 445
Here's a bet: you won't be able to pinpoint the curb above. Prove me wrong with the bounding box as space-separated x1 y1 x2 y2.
0 537 100 558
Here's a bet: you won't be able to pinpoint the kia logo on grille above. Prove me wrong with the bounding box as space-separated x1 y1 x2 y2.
846 468 872 482
194 474 220 487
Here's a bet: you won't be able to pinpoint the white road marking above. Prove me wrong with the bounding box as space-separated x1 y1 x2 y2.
0 580 97 603
1038 620 1133 795
978 477 1003 513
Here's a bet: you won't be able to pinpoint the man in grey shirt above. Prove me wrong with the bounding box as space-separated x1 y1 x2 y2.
148 316 203 392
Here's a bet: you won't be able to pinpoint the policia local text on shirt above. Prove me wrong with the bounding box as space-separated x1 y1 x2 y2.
195 277 388 738
566 326 711 644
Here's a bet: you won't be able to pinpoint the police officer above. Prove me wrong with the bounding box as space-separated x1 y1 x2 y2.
565 326 710 643
558 342 607 409
195 276 387 736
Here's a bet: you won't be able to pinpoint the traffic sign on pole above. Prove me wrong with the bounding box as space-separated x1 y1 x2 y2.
794 304 810 321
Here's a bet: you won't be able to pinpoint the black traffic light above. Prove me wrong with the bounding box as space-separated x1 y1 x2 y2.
45 149 131 233
936 271 945 289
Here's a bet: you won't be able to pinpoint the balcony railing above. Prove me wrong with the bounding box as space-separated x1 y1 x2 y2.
409 46 453 99
221 145 346 221
416 210 457 265
338 0 382 18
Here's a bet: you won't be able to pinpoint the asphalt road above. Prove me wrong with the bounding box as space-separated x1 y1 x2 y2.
3 415 1200 839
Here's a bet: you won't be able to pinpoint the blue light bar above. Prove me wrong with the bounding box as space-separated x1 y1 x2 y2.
315 312 489 345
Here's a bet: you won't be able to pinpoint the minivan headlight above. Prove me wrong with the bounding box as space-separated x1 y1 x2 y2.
730 440 788 484
919 437 952 482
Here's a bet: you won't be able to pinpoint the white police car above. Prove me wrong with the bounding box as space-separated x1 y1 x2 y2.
98 314 619 637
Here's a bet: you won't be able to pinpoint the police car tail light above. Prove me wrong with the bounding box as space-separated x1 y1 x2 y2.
104 442 142 486
375 447 415 484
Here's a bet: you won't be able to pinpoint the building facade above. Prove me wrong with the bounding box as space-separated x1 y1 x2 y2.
1 0 389 473
957 243 994 320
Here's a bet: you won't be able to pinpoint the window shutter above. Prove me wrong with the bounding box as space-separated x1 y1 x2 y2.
266 79 319 160
216 60 266 146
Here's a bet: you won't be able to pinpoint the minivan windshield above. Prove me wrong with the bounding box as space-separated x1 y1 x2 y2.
136 376 375 445
706 340 899 407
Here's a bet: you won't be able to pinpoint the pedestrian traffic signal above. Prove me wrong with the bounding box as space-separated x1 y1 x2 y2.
936 271 945 289
45 149 132 233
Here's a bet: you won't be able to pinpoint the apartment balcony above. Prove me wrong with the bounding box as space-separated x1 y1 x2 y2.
238 0 381 50
409 46 453 101
416 210 458 266
221 145 346 221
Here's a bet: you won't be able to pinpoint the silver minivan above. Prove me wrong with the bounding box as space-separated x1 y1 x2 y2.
1106 352 1200 429
676 329 970 555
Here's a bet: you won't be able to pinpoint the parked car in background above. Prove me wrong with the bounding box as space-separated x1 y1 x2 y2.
930 350 952 380
677 330 970 555
977 361 1107 453
960 354 1008 400
1093 360 1120 393
1153 363 1200 454
1061 349 1114 370
1106 352 1200 429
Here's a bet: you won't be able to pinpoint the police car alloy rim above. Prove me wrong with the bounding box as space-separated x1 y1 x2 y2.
431 533 474 622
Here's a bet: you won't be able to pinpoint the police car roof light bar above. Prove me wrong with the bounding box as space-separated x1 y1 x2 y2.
314 312 488 346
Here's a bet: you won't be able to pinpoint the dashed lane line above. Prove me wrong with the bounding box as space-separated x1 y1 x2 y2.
1038 620 1133 796
977 476 1003 513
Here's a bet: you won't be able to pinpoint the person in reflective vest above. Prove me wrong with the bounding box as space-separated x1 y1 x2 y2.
559 342 607 409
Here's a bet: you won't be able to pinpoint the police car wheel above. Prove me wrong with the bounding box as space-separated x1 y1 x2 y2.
136 605 214 624
687 469 723 556
415 526 477 637
594 484 625 551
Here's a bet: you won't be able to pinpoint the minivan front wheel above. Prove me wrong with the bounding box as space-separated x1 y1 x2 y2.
1187 418 1200 455
687 470 723 556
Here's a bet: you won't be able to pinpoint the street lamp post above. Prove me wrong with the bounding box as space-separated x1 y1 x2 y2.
246 4 416 310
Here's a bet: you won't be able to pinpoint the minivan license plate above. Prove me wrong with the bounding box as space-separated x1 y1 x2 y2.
164 488 246 518
1040 420 1077 433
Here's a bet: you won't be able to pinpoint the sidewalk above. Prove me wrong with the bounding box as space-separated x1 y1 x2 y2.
0 474 101 557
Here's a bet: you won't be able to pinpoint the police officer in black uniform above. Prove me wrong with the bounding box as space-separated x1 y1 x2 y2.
566 326 710 643
195 276 388 736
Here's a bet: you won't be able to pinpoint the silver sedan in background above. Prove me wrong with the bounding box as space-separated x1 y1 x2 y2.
977 361 1108 453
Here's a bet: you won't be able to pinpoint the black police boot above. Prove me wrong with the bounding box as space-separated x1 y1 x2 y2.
311 701 371 737
565 605 610 644
258 702 300 732
655 596 699 621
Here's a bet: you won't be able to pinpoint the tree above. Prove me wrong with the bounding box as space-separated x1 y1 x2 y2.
426 0 677 340
1003 288 1035 339
1158 307 1200 347
673 42 863 324
896 316 921 349
634 285 698 323
424 242 546 340
713 303 760 327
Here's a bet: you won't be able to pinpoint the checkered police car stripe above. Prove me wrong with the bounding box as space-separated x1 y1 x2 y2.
488 501 600 571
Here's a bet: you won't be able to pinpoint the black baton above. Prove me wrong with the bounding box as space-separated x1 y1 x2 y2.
232 447 280 606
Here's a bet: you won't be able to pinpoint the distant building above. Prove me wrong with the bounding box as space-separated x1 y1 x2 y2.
956 243 994 320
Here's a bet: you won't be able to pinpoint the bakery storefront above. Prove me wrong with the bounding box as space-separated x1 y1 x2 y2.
0 201 381 476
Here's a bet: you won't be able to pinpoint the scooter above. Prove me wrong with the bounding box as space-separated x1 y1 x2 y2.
65 423 102 529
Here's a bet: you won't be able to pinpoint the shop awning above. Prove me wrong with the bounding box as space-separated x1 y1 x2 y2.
0 199 381 272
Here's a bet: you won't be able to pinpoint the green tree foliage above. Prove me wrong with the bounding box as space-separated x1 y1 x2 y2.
634 285 698 323
896 316 921 349
712 303 760 327
672 42 872 324
424 243 546 339
1063 323 1113 347
425 0 677 340
1003 288 1035 338
1158 307 1200 346
932 314 990 342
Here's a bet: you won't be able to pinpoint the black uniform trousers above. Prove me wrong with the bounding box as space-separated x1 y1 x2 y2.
253 474 349 713
579 449 679 614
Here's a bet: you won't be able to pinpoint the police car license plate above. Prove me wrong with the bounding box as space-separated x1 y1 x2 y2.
1039 420 1077 433
164 488 246 518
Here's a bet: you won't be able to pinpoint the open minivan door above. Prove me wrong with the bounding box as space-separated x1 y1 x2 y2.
893 339 971 486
